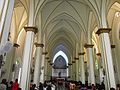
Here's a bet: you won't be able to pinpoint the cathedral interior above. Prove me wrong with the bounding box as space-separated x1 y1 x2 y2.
0 0 120 90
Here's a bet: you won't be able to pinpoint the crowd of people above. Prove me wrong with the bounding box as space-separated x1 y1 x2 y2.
0 79 21 90
0 79 119 90
29 80 117 90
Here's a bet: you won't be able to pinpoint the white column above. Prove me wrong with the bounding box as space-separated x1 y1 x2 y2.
72 60 76 80
75 43 79 81
44 57 49 80
11 43 20 81
0 0 14 77
85 51 90 85
0 0 14 45
69 57 73 79
45 57 50 80
96 53 101 84
79 52 85 84
33 43 44 85
75 58 79 81
40 52 47 83
20 27 37 90
20 0 35 89
96 28 116 89
0 0 9 34
84 44 95 85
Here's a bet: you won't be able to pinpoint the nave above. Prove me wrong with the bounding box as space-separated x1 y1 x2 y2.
0 0 120 90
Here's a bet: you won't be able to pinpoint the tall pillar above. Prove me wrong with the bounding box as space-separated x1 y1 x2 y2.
45 57 49 80
84 44 95 85
47 60 51 80
75 43 79 81
96 28 116 88
68 63 72 78
0 0 14 42
11 43 20 81
20 27 37 90
79 52 85 84
72 60 76 80
96 53 102 84
74 57 79 81
111 45 119 84
33 43 44 85
40 52 47 83
0 0 14 78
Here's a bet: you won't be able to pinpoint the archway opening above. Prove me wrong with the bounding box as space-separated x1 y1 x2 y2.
52 50 69 79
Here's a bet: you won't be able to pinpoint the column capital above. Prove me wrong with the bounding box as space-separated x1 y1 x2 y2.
34 43 44 48
45 57 49 59
72 61 75 63
50 63 53 65
68 63 72 66
78 52 85 55
48 60 51 63
96 53 101 56
13 43 20 48
111 45 116 48
42 52 48 55
84 44 94 48
24 26 38 34
96 28 111 35
74 57 79 60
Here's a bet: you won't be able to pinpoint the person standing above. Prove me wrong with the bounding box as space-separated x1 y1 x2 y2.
11 79 19 90
0 79 7 90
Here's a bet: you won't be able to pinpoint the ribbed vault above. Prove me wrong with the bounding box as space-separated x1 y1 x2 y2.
13 0 120 66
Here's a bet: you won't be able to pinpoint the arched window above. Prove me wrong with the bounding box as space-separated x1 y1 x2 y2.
53 50 68 64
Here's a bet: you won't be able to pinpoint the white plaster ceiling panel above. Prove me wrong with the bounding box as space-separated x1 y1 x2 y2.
14 7 25 29
44 14 81 40
41 1 87 32
35 0 40 10
107 2 120 28
48 30 75 47
48 31 76 51
47 20 79 42
68 1 90 31
51 45 71 59
18 11 27 30
88 12 97 32
15 0 29 12
17 30 26 61
14 0 23 7
49 39 74 59
107 9 117 28
48 29 74 45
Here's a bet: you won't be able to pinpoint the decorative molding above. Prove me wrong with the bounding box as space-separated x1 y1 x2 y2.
96 53 101 56
33 57 35 60
68 63 72 65
34 43 44 48
13 43 20 48
72 61 75 63
45 57 49 59
50 63 53 65
78 52 85 55
96 28 111 35
74 57 79 60
111 45 115 48
42 52 48 55
48 60 51 63
24 26 38 34
84 44 94 48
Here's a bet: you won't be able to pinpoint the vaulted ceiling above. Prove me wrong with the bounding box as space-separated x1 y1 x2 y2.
13 0 120 62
